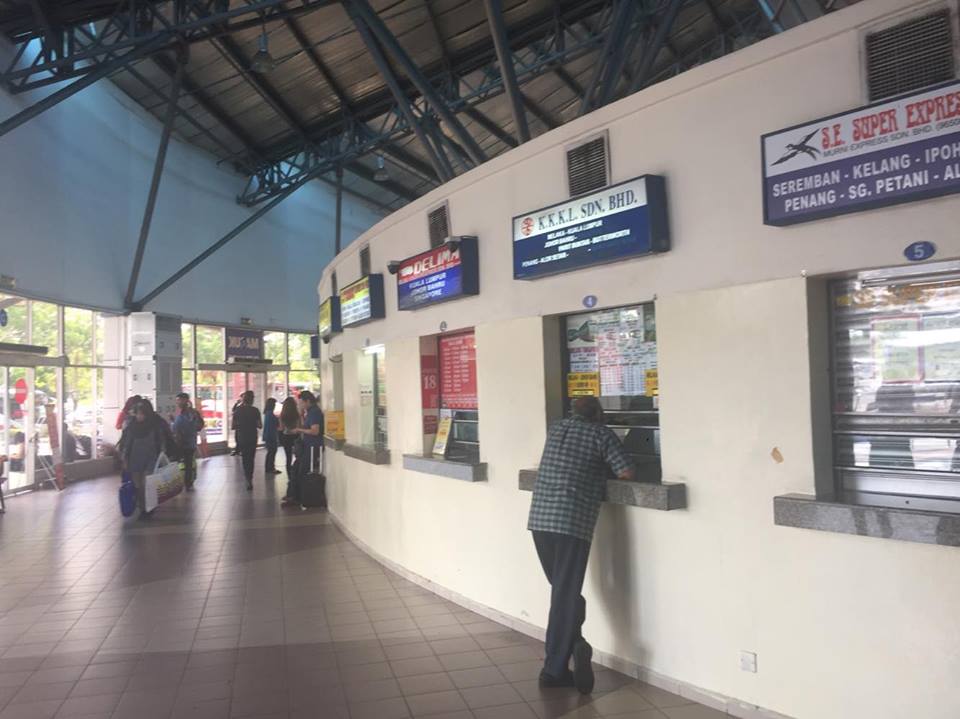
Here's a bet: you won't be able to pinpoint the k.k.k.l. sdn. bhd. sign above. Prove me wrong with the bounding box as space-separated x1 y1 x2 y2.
762 80 960 226
225 328 263 359
512 175 670 280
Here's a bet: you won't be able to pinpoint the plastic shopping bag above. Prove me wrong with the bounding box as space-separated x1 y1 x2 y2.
144 453 183 512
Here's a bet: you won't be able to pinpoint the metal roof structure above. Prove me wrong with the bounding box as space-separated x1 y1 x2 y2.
0 0 857 306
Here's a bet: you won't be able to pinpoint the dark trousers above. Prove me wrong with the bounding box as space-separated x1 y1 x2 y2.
182 448 196 488
265 441 278 472
532 530 591 678
280 434 296 476
239 443 256 482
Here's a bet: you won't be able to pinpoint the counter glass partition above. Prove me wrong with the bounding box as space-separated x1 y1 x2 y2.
564 303 661 482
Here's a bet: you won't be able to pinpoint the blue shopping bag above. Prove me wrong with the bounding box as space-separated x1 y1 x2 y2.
118 471 136 517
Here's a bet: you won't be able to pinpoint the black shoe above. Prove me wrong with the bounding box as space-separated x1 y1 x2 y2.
538 669 575 689
572 639 594 695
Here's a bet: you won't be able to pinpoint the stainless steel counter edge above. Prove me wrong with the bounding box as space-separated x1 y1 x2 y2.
774 493 960 547
402 455 488 482
518 469 687 511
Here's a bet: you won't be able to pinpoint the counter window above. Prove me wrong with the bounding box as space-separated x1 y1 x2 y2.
420 329 479 463
357 346 387 449
563 304 660 481
830 272 960 511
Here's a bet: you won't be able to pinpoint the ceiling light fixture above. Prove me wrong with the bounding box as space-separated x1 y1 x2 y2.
373 155 389 182
251 27 276 74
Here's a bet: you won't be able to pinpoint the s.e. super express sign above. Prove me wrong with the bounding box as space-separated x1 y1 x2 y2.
397 236 479 311
762 80 960 225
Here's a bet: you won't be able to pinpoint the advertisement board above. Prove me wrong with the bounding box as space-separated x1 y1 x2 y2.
225 328 263 359
762 80 960 225
439 332 478 410
512 175 669 280
339 274 386 328
318 296 342 338
397 237 480 310
325 410 345 440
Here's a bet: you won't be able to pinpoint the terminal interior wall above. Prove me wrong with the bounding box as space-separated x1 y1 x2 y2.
319 1 960 717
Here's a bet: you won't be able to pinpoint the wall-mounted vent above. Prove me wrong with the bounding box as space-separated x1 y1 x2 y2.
567 135 609 197
428 203 450 248
360 246 370 277
866 9 956 101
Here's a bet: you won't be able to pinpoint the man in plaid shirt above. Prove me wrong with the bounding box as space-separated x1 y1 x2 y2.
528 396 633 693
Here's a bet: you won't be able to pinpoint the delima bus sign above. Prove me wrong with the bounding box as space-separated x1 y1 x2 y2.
397 236 479 311
762 80 960 226
512 175 669 280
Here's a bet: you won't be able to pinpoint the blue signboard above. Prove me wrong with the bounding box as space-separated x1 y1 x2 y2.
396 236 480 311
512 175 669 280
225 327 263 359
762 80 960 226
904 241 936 262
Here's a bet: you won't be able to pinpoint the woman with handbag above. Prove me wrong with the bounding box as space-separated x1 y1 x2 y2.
120 399 174 519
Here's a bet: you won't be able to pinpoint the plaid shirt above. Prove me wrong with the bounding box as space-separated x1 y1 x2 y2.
528 416 633 542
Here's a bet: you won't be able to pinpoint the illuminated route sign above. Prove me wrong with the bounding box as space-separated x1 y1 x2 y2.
512 175 669 280
762 80 960 226
396 237 479 311
339 274 385 328
318 296 341 338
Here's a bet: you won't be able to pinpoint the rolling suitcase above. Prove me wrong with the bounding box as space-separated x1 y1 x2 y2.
300 446 327 508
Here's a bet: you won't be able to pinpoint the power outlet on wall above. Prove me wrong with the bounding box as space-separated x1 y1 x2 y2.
740 651 758 673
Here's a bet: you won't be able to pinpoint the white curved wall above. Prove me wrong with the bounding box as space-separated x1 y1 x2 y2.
0 53 383 329
319 2 960 718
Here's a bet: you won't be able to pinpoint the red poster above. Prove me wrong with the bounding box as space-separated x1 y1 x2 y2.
420 353 439 434
439 332 478 410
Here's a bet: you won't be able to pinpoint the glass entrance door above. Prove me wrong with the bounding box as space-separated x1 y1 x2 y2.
1 366 35 492
226 372 267 448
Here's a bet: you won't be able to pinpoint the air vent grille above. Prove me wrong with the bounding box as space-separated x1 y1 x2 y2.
567 136 608 197
428 204 449 248
866 10 955 101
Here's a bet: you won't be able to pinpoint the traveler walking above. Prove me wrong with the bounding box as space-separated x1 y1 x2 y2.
173 393 204 490
263 398 281 475
279 397 300 494
233 391 261 491
230 397 243 455
527 396 633 694
115 395 142 432
283 391 322 508
119 399 176 519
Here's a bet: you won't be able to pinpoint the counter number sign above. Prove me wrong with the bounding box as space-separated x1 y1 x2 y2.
904 241 936 262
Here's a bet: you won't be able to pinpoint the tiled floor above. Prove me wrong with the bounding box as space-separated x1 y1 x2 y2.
0 456 724 719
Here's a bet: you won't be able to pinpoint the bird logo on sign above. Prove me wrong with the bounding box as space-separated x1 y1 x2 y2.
772 129 821 166
521 217 534 236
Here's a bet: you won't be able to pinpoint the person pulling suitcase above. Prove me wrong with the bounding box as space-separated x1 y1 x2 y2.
283 391 323 509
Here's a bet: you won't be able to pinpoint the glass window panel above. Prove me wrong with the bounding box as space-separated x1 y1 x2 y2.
31 302 58 353
64 367 95 462
264 332 286 365
0 294 28 345
196 325 224 364
288 370 320 398
564 303 660 481
4 367 30 491
64 307 94 366
197 370 225 442
288 333 312 370
182 324 194 368
267 372 288 403
34 367 57 462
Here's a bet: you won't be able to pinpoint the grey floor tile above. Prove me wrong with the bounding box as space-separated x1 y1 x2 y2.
397 672 456 697
660 706 727 719
460 683 525 710
439 652 493 672
448 667 507 690
470 703 538 719
627 685 691 710
405 689 469 716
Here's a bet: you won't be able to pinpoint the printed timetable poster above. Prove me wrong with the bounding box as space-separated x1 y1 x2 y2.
762 80 960 226
512 175 669 280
